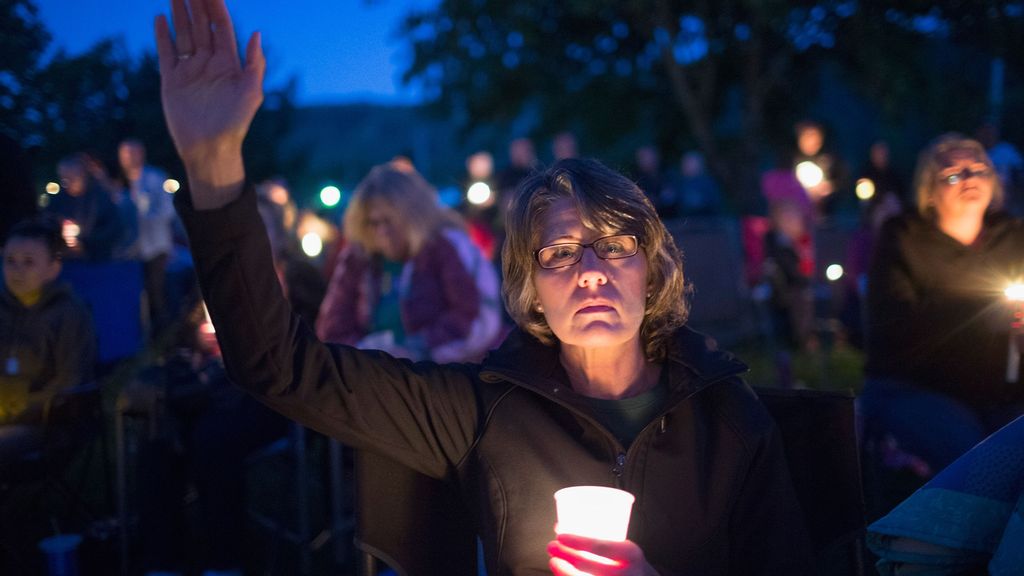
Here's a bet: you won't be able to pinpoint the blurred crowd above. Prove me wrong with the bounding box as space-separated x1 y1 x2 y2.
2 117 1024 574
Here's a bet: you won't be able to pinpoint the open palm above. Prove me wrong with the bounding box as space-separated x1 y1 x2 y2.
155 0 264 167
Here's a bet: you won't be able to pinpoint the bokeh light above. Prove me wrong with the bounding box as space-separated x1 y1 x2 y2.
301 232 323 257
466 181 492 206
855 178 875 200
320 185 342 207
795 161 824 189
826 263 844 282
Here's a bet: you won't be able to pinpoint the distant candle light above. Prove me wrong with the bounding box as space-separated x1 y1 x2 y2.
855 178 875 200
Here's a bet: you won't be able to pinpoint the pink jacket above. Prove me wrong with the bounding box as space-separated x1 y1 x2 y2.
315 229 481 354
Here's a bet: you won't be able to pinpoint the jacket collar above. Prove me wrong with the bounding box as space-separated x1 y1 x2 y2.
480 326 747 398
0 281 73 311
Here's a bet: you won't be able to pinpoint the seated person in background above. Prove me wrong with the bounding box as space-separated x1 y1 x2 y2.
0 218 95 463
862 133 1024 477
45 154 123 262
316 163 502 363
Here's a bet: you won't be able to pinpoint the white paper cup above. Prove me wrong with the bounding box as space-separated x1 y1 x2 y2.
554 486 635 541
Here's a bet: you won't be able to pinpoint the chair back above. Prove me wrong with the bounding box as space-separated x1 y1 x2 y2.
756 387 866 575
354 450 476 576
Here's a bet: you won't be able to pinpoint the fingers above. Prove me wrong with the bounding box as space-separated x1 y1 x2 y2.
548 539 625 574
550 557 590 576
191 0 212 54
555 533 626 558
244 31 265 79
154 14 176 73
170 0 194 56
208 0 241 63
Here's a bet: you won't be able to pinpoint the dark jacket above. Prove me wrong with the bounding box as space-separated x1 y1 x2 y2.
0 282 96 424
866 211 1024 407
44 182 122 261
177 188 813 575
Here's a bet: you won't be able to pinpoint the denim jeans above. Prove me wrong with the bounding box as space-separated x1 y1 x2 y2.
858 376 1024 473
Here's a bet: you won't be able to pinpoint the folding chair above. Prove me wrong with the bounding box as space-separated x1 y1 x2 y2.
756 387 867 575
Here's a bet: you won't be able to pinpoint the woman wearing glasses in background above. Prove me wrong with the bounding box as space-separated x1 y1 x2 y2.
863 133 1024 479
155 1 812 573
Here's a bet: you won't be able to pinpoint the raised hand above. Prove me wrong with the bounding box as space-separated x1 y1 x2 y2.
154 0 265 209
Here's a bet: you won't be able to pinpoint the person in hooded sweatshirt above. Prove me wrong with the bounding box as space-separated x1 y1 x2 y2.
0 217 96 460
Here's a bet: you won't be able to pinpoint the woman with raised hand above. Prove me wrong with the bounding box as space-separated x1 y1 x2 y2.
155 1 812 574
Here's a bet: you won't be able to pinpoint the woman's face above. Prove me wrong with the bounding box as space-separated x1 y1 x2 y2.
532 198 649 352
931 150 994 225
365 200 410 261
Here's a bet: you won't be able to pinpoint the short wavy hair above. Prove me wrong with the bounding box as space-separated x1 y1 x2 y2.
343 163 463 256
501 158 688 361
913 133 1003 219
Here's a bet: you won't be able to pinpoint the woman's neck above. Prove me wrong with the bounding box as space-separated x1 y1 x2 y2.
560 340 660 400
937 212 984 246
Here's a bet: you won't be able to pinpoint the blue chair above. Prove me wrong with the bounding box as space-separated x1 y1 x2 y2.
60 260 144 364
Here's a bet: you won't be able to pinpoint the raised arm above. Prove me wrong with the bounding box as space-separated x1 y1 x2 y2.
153 0 480 481
155 0 264 210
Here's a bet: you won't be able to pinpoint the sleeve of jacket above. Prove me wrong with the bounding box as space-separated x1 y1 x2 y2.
175 185 480 480
727 394 815 575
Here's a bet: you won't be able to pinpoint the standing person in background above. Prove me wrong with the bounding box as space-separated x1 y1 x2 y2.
493 137 538 265
119 138 178 335
155 1 812 572
462 150 499 261
551 130 578 161
859 140 907 206
793 120 849 218
633 145 675 219
673 150 724 217
496 137 537 204
46 154 123 262
976 121 1023 215
862 133 1024 477
0 217 95 437
81 150 140 260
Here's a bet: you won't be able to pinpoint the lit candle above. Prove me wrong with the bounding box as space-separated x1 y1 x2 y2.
554 486 635 542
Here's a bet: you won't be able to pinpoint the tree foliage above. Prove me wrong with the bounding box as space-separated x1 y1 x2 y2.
400 0 1024 211
0 0 49 141
0 0 298 191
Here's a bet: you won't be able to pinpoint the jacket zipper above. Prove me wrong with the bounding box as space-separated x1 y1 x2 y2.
481 367 742 486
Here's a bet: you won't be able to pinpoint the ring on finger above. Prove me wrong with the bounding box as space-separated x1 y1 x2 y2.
176 52 195 61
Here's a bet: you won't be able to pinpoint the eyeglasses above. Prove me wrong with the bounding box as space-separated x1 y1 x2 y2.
940 167 993 186
534 234 639 269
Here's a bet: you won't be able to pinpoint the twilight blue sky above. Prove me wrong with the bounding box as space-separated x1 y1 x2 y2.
34 0 437 105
